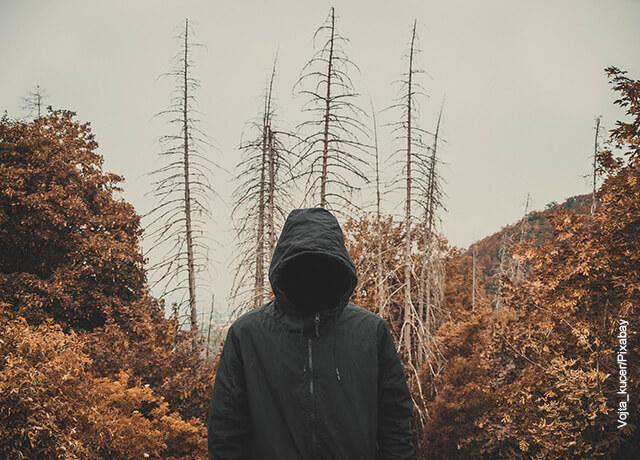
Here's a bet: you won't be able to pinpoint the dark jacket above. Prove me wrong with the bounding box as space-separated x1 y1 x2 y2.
208 208 415 460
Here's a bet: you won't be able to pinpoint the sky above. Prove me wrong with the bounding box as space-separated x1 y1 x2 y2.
2 0 639 319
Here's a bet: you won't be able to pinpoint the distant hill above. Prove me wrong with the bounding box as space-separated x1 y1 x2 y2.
446 194 592 311
472 193 590 269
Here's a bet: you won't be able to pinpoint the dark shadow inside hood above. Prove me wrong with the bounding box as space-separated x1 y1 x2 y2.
279 252 350 317
269 208 358 319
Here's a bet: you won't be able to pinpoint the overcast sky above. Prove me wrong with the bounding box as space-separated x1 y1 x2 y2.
2 0 639 318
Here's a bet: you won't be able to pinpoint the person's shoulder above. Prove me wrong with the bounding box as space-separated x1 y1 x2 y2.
344 301 386 324
344 302 394 336
228 300 272 333
343 303 390 344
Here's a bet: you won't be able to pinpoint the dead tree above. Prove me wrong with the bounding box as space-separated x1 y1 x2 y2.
230 56 296 315
206 293 215 359
494 229 525 309
471 235 478 311
369 99 389 319
591 116 602 215
513 192 531 282
143 19 221 350
387 20 432 359
494 192 537 308
494 231 512 310
492 193 531 305
416 103 447 367
293 6 371 218
384 23 449 429
423 103 447 233
21 85 48 119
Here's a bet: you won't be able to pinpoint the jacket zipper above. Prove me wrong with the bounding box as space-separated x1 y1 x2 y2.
308 312 320 449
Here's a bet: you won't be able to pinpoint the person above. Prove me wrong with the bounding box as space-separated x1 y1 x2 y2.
208 207 415 459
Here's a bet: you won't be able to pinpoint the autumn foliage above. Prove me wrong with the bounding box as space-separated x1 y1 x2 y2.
415 68 639 458
0 111 214 459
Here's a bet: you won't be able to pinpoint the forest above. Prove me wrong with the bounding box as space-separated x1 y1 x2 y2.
1 7 639 460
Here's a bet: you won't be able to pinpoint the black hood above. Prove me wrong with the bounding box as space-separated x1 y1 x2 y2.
269 208 358 319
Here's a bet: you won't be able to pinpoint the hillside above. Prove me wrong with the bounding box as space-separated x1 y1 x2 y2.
450 194 593 310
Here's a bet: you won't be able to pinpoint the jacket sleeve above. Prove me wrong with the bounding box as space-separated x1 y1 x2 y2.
376 319 416 460
208 324 251 460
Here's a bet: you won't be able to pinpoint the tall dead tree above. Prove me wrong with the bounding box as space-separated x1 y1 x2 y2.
416 103 447 366
472 236 477 311
206 293 215 359
369 99 389 319
21 85 48 119
230 56 295 315
143 19 220 349
293 6 370 217
385 22 448 428
591 116 602 215
387 20 432 359
423 103 446 233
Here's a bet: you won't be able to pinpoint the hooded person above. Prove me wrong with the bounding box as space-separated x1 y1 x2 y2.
208 208 415 460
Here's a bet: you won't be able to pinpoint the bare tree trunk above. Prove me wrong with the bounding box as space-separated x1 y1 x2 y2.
514 192 531 281
21 85 48 119
418 104 443 364
319 8 336 208
472 235 476 311
495 232 510 310
591 116 601 215
426 104 443 232
206 293 214 360
267 127 276 261
520 193 530 240
591 115 602 388
417 222 427 365
266 58 278 263
370 100 387 318
36 88 43 117
294 7 370 217
259 58 280 304
254 95 268 307
144 18 219 345
402 21 418 357
180 19 199 349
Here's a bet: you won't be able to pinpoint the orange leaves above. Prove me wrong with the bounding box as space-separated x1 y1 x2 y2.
518 439 529 452
512 356 613 457
415 100 640 454
0 306 210 458
0 114 215 458
1 112 148 330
